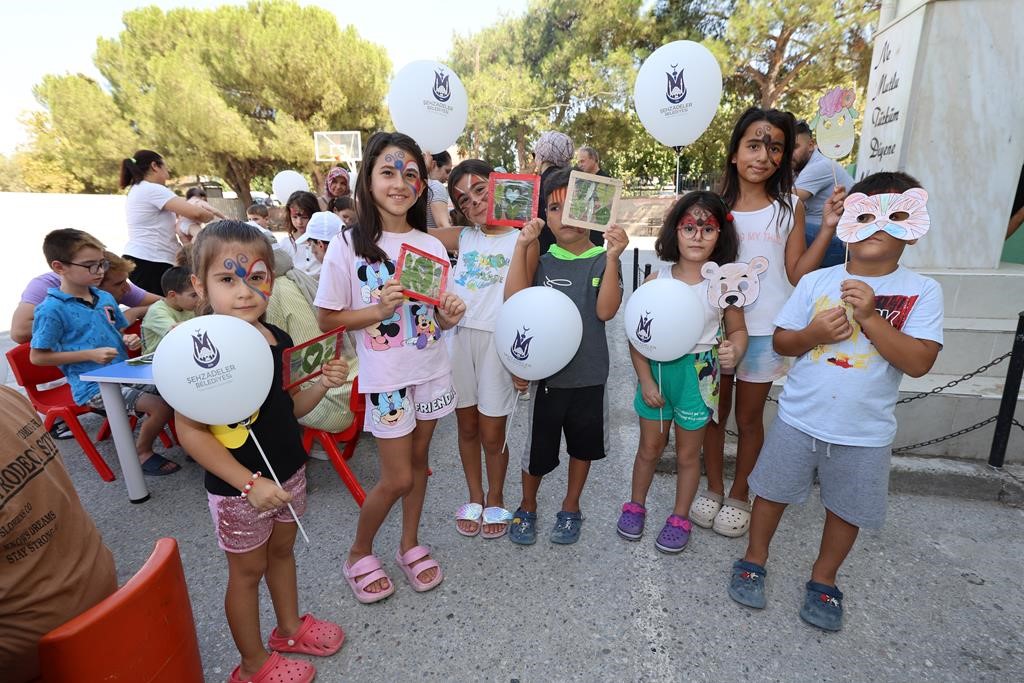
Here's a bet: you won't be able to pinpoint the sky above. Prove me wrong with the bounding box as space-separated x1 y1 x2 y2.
0 0 530 155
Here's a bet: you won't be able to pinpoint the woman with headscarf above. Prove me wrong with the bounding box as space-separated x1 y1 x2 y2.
531 131 602 251
319 166 351 211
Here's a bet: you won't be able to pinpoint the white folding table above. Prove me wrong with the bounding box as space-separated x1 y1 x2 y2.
80 360 155 503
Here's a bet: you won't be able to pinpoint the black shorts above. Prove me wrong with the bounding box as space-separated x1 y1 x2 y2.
522 383 607 477
122 254 172 295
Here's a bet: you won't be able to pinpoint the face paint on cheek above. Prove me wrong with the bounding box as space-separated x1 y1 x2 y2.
404 162 422 195
246 260 272 299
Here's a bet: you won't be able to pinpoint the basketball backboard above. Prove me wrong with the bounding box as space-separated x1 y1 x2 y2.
314 131 362 164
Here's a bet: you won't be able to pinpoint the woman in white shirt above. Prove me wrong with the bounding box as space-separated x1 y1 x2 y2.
120 150 215 294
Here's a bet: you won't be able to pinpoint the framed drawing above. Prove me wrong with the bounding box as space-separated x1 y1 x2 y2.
562 170 623 232
282 326 345 390
394 243 450 306
486 173 541 227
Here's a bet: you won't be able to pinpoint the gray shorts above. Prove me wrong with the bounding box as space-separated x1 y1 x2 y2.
748 418 892 529
85 384 152 415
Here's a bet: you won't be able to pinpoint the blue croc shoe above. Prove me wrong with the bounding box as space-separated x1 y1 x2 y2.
728 559 767 609
550 510 584 544
799 581 844 632
509 508 538 545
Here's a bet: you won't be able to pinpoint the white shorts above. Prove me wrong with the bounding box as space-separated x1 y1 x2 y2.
449 326 516 417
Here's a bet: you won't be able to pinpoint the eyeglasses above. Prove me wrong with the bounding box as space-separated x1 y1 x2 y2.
62 258 111 274
678 225 720 240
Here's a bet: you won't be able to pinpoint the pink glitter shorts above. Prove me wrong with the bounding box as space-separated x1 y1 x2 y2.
207 466 308 554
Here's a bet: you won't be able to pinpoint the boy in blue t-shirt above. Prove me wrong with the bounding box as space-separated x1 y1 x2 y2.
30 229 179 476
503 167 629 545
727 172 944 631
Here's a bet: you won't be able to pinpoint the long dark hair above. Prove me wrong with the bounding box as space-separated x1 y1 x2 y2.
348 132 428 263
718 107 796 229
656 191 739 266
447 159 495 226
119 150 164 189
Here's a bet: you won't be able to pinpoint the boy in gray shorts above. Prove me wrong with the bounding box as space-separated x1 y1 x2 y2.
727 172 944 631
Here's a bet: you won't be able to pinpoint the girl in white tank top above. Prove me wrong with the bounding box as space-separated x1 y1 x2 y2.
698 108 840 538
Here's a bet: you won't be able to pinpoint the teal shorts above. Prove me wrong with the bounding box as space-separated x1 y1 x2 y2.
633 348 719 430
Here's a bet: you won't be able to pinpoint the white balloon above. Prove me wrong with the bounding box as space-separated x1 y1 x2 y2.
153 315 274 425
272 170 310 203
634 40 723 148
494 287 583 381
624 278 705 362
387 60 468 154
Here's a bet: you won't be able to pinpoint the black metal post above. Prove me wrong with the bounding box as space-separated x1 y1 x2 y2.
632 247 639 292
988 310 1024 469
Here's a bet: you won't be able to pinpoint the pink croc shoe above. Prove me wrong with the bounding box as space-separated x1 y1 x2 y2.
395 545 443 592
269 613 344 657
227 651 315 683
343 554 395 604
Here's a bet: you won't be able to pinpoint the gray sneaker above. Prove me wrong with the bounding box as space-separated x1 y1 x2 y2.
799 581 844 631
550 510 584 544
728 559 767 609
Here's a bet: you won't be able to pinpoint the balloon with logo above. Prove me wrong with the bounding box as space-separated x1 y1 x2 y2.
625 278 704 362
494 287 583 381
634 40 723 148
387 60 468 154
811 86 859 160
153 314 273 425
271 170 310 203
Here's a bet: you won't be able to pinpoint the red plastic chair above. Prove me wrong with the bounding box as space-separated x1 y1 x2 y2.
123 319 143 359
6 342 116 481
38 538 204 683
302 377 367 506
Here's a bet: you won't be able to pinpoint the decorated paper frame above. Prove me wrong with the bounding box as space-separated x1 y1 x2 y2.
562 170 624 232
394 243 450 306
486 173 541 227
282 326 345 391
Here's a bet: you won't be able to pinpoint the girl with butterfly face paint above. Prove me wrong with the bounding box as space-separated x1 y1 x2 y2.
175 220 350 682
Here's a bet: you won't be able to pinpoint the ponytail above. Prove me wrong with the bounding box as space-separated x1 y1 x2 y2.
119 149 164 189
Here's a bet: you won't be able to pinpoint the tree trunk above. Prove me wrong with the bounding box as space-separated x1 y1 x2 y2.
515 126 528 173
223 159 253 207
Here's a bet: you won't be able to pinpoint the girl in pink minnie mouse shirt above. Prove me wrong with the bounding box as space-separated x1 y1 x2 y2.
315 132 466 605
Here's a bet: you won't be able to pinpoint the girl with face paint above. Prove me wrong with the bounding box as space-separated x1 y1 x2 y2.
701 107 843 539
315 132 467 603
175 220 350 683
428 159 539 539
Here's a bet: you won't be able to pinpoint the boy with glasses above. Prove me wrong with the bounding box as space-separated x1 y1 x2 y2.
30 229 180 476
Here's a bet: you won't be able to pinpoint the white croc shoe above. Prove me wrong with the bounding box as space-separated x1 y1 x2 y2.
689 491 724 528
712 497 752 538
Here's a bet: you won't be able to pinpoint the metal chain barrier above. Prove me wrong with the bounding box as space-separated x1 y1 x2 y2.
891 417 998 454
896 351 1011 404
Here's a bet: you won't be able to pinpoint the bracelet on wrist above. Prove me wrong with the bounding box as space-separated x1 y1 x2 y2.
239 471 262 498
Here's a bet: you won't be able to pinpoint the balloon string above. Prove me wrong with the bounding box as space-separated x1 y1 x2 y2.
501 389 522 456
248 429 311 544
675 151 682 197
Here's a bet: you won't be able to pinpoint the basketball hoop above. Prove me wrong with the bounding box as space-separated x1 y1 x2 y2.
314 131 362 176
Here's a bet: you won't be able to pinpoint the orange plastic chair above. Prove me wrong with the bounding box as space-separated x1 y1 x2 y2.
38 538 204 683
302 376 367 506
6 342 116 481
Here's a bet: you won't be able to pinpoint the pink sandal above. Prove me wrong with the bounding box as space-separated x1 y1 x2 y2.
268 613 344 656
395 545 443 592
343 554 395 604
228 651 315 683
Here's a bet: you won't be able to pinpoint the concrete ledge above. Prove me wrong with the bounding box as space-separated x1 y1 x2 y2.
656 449 1024 507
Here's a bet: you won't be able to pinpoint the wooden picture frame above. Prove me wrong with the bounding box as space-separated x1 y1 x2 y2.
562 170 623 232
486 173 541 228
282 326 345 391
394 243 450 306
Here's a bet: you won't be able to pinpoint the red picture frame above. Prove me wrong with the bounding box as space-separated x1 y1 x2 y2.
394 243 450 306
282 326 345 391
486 173 541 227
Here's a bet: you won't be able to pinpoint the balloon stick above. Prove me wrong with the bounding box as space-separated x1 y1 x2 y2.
249 429 311 544
502 389 523 456
658 362 664 433
673 146 683 196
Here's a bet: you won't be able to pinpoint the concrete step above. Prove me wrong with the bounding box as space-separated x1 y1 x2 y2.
930 317 1017 377
918 263 1024 320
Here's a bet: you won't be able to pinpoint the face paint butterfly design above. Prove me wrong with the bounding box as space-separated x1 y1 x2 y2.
224 254 272 300
837 189 930 243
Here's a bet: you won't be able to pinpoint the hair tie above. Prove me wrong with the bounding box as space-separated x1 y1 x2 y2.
725 212 734 222
129 157 137 164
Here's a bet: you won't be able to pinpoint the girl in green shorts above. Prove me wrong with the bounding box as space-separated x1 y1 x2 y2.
617 192 748 553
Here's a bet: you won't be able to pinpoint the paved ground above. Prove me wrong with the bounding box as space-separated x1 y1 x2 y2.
39 320 1024 682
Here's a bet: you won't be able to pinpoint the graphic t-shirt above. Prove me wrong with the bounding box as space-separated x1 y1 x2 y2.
533 245 619 389
204 324 309 496
0 387 117 682
732 196 798 335
451 227 518 332
315 228 453 393
31 288 130 405
775 265 944 446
